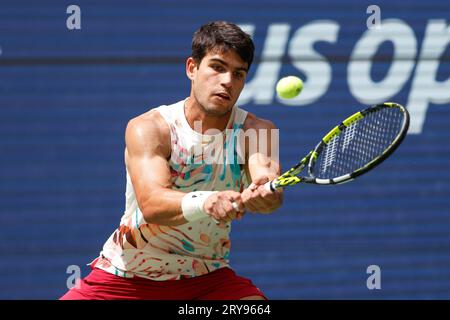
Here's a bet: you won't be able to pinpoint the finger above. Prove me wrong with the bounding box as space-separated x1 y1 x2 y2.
245 202 259 213
236 211 245 220
253 184 281 202
231 200 245 213
240 189 251 203
210 210 223 224
222 201 237 221
212 217 220 224
244 189 276 212
241 189 258 212
251 194 274 209
248 182 258 191
226 193 245 213
250 176 270 188
257 184 282 198
227 192 241 203
215 199 234 223
216 201 229 220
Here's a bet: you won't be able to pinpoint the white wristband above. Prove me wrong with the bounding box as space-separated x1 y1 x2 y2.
181 191 218 222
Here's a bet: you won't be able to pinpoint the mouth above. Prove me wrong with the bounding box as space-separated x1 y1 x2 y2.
214 92 231 101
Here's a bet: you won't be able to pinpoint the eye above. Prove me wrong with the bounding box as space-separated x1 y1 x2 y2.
234 71 245 79
211 64 225 72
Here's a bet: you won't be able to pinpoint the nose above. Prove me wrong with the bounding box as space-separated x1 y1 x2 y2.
220 71 233 88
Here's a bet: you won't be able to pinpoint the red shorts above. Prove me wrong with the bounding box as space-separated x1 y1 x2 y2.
60 267 266 300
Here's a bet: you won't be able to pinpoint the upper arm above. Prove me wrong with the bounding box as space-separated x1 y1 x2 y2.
243 114 281 182
125 110 172 206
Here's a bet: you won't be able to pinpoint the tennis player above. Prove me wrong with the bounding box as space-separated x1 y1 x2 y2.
60 21 283 300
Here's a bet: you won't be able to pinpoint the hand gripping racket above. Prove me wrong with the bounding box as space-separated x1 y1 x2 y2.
265 102 410 191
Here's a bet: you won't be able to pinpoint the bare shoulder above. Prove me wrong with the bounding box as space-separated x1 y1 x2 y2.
125 108 171 158
243 112 278 131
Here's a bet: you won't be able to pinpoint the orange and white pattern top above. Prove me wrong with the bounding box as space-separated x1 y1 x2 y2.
91 99 249 280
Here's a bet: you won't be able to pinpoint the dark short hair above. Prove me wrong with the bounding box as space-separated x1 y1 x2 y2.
191 21 255 70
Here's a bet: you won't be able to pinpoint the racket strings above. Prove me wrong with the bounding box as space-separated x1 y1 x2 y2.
342 120 358 152
322 133 339 173
316 108 404 179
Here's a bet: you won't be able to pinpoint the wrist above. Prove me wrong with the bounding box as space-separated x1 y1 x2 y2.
181 191 218 222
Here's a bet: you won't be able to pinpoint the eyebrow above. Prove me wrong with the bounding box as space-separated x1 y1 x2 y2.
209 58 248 73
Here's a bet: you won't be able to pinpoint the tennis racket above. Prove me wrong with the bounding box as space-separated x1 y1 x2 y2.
265 102 409 191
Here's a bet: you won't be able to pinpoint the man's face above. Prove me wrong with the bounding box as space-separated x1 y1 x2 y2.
187 49 248 117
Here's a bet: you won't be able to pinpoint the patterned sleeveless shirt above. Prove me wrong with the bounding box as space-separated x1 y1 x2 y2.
91 99 249 280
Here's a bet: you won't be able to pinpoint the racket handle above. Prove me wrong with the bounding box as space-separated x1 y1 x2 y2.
264 180 276 192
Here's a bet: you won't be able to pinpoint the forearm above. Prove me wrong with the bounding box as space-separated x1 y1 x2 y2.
139 188 221 226
139 188 187 226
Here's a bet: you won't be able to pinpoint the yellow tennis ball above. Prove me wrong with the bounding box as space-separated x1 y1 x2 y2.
276 76 303 99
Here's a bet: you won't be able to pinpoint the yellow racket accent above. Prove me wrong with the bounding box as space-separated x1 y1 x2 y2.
322 126 341 144
343 112 364 127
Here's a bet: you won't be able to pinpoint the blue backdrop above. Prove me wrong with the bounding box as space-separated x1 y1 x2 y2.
1 0 449 299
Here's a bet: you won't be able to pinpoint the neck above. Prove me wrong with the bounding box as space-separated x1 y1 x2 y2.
184 97 232 134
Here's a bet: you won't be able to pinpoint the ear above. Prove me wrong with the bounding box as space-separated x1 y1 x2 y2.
186 57 197 81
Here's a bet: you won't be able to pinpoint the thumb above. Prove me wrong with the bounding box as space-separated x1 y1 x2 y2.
249 176 270 189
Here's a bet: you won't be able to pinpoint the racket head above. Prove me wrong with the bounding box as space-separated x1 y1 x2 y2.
307 102 410 184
